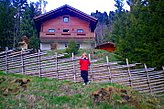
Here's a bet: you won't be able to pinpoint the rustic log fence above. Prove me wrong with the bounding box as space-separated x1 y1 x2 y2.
0 49 163 97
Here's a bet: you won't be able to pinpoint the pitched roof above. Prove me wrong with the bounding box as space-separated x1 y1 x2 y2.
34 4 97 21
34 4 98 31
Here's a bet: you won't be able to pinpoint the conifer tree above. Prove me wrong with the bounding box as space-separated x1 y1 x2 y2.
0 0 15 50
111 0 164 69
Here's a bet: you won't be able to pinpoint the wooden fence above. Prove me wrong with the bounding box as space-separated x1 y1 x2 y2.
0 49 163 97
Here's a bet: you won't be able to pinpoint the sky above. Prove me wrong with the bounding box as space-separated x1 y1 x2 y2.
28 0 129 15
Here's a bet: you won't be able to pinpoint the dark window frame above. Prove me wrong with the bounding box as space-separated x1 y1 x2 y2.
65 43 68 48
63 29 69 32
77 44 80 48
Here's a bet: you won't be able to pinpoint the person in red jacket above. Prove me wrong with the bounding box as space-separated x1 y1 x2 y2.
79 53 90 85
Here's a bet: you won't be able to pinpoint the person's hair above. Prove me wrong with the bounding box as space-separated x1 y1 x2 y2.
82 52 87 56
82 52 88 58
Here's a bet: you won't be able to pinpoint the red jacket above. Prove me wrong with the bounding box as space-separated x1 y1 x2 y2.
79 58 90 70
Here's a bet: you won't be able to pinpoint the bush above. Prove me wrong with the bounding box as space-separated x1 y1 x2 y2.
29 35 39 51
65 40 79 55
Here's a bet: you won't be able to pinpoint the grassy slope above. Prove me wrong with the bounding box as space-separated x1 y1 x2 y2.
46 49 122 62
0 71 163 109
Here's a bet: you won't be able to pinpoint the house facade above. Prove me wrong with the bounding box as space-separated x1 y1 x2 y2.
34 4 97 50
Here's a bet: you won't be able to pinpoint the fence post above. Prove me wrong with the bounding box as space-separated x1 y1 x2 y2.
126 58 133 87
55 52 59 80
72 53 76 82
21 50 24 74
38 50 41 77
144 64 153 95
89 54 93 82
5 47 8 73
106 56 112 83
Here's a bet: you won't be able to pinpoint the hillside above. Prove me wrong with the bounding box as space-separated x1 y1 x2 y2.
0 71 163 109
46 49 121 61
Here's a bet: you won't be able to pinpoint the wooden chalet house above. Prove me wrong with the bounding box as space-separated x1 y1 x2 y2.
34 4 98 50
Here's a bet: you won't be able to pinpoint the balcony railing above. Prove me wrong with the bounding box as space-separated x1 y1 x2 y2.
40 32 95 38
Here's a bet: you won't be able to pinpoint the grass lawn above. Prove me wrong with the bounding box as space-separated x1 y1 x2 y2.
0 71 163 109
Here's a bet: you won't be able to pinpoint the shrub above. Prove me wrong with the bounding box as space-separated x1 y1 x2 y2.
65 40 79 55
29 35 39 51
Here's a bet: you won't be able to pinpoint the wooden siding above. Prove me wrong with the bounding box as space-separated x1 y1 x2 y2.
40 15 94 40
40 32 95 41
34 5 98 50
34 4 97 33
95 42 116 52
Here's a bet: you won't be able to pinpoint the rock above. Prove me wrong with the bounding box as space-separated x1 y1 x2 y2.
3 88 12 96
14 78 30 86
105 86 113 92
22 78 30 83
92 87 114 104
120 89 127 94
20 79 30 86
121 94 130 101
0 77 6 84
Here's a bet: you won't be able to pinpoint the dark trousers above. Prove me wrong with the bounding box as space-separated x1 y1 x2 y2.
81 70 89 83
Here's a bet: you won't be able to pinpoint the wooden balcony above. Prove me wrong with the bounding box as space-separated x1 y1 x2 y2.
40 32 95 42
40 32 95 39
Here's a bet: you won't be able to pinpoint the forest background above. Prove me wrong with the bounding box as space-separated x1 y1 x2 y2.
0 0 163 69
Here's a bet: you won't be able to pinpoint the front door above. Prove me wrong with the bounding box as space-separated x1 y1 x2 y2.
51 43 57 50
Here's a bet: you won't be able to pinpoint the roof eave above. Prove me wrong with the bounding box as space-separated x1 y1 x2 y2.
34 4 97 23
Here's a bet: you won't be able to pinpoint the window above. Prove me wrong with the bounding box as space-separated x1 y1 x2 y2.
63 16 69 23
63 29 69 32
48 29 55 32
65 43 68 48
77 44 80 48
77 29 84 33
